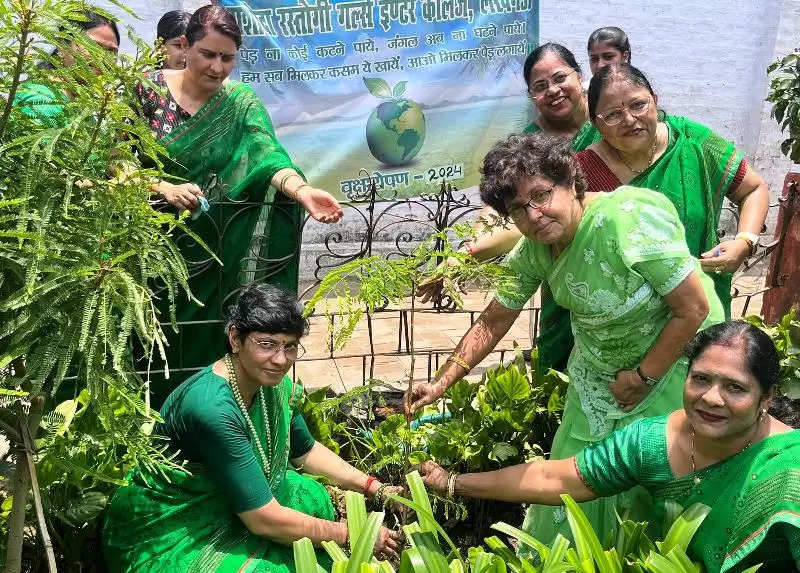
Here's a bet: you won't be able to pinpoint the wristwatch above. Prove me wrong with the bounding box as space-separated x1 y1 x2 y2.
636 366 660 387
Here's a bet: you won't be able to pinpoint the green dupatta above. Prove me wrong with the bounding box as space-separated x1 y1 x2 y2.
654 430 800 572
103 373 334 572
536 115 742 374
523 120 600 150
152 80 303 400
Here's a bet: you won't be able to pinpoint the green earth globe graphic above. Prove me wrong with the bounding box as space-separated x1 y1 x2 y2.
366 99 426 166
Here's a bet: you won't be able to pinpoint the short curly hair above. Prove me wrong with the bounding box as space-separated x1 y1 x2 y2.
479 133 587 216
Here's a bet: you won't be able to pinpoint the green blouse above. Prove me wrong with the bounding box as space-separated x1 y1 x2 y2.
576 416 800 572
523 120 600 151
157 366 315 513
14 83 66 126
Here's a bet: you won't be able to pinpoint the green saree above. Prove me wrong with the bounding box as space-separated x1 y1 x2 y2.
538 114 744 375
143 78 303 403
576 416 800 572
522 120 600 151
495 187 724 545
103 368 334 572
14 83 66 126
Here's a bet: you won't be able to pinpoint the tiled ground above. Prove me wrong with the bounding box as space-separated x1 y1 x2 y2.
295 274 765 392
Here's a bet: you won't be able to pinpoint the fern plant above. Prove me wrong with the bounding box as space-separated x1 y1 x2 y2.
0 2 205 570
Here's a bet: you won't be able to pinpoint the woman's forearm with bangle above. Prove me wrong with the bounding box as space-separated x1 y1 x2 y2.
271 168 308 201
294 443 382 497
433 300 520 392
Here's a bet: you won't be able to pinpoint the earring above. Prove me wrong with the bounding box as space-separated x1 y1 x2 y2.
182 53 187 67
759 408 766 423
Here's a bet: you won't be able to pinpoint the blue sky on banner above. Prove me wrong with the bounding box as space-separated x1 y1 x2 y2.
220 0 538 125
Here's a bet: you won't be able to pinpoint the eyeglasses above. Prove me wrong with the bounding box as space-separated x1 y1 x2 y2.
529 70 577 98
507 183 555 220
595 98 651 126
248 336 306 359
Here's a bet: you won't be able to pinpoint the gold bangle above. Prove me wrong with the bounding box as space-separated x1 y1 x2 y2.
278 172 304 198
735 231 758 256
447 354 471 371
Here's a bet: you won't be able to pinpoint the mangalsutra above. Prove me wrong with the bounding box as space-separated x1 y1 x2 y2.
689 422 757 485
611 137 657 174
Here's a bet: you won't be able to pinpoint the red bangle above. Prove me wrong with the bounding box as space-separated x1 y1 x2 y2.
363 475 378 495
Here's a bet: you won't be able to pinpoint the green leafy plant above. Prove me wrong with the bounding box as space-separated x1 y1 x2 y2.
294 471 738 573
767 46 800 162
0 2 206 570
744 310 800 399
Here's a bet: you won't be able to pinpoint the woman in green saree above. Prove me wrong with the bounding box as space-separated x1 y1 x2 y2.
135 6 343 397
406 133 724 545
418 44 598 371
103 283 402 572
418 321 800 572
15 10 120 125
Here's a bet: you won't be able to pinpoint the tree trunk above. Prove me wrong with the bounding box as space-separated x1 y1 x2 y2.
762 173 800 323
4 396 45 573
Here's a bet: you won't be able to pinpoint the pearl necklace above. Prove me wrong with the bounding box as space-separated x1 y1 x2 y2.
225 353 274 479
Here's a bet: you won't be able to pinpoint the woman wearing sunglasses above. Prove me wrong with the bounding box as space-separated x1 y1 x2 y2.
104 283 403 571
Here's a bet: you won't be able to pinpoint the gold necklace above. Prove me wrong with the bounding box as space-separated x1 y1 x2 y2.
611 136 657 174
689 425 755 485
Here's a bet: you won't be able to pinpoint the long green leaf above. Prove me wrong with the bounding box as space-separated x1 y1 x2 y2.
346 511 384 573
323 540 350 562
562 494 615 571
388 495 463 566
490 521 551 563
406 470 438 537
294 537 320 573
410 531 449 573
346 490 369 548
657 503 710 555
400 547 431 573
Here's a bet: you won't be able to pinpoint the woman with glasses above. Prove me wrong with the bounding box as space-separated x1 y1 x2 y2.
104 283 403 571
522 43 599 148
406 133 724 545
417 321 800 571
418 43 598 373
577 64 769 320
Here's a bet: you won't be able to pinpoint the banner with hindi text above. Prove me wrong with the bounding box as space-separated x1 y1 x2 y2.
222 0 539 200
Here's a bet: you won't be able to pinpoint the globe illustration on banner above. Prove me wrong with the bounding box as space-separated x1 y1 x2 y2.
363 78 425 166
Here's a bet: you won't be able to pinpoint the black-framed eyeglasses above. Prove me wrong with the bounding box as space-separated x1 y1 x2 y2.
507 183 555 220
529 70 577 98
596 98 651 126
247 335 306 359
